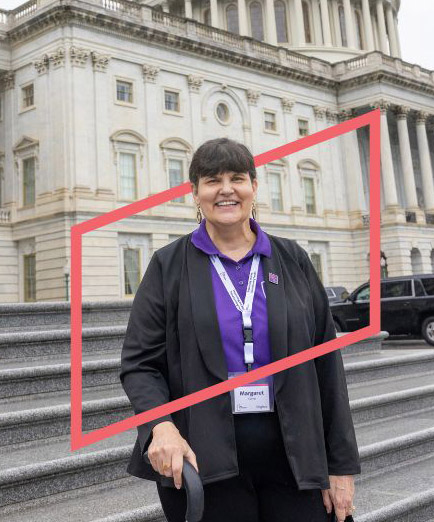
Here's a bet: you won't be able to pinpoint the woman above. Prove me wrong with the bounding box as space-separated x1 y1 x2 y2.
120 138 361 522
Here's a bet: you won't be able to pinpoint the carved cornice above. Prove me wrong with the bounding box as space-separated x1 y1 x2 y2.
187 74 203 92
246 89 261 106
142 64 160 83
281 97 295 113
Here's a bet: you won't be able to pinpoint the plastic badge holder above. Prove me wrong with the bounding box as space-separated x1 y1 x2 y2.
228 372 274 414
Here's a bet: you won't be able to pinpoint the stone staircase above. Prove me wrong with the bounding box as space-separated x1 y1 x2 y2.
0 302 433 521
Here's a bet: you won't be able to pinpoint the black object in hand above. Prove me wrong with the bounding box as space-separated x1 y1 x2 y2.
143 451 204 522
329 508 355 522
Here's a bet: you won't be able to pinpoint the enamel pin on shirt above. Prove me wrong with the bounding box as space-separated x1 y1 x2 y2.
268 272 278 285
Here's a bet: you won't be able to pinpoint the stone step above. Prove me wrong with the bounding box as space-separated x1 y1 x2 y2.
0 301 131 331
0 326 126 360
3 347 433 400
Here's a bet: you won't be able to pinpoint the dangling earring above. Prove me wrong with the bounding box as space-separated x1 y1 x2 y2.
196 204 202 224
251 199 257 221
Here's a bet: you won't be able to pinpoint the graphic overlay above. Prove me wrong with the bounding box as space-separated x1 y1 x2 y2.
71 109 381 450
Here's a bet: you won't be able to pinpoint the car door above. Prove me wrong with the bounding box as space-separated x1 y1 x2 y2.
380 279 413 334
344 284 371 331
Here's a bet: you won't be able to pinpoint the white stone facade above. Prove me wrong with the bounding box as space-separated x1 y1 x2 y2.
0 0 433 302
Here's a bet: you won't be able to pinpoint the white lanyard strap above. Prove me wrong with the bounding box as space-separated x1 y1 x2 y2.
210 253 260 368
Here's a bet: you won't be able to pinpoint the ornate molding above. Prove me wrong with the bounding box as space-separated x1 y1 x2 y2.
325 109 338 123
281 97 294 114
0 72 15 92
246 89 261 106
416 111 430 125
70 46 90 67
91 51 110 72
187 74 203 93
34 55 49 75
338 109 354 122
48 47 66 68
394 105 411 120
142 64 160 83
313 106 327 120
371 99 391 114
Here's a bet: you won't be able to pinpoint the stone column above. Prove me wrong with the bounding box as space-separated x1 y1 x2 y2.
210 0 220 28
376 0 389 54
265 0 277 45
315 107 337 221
393 12 402 58
361 0 375 51
339 110 367 221
187 75 204 149
294 0 306 45
385 3 399 57
320 0 332 46
416 112 434 213
331 0 342 46
184 0 193 18
395 106 419 212
372 100 400 213
237 0 249 36
1 73 16 212
343 0 356 48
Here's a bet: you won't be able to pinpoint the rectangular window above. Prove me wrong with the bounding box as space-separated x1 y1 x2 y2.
303 177 316 214
421 278 434 296
123 248 140 296
116 80 133 104
119 152 137 200
298 119 309 137
24 253 36 302
164 90 180 112
381 281 412 298
23 157 35 206
168 159 185 203
22 84 34 109
269 172 283 211
264 111 277 132
310 253 323 283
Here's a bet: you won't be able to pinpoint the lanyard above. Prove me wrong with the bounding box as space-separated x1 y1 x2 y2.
210 253 260 372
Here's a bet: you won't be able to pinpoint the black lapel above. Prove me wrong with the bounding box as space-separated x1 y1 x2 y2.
262 238 289 396
186 239 228 382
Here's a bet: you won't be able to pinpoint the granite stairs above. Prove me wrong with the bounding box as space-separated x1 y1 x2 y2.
0 301 433 522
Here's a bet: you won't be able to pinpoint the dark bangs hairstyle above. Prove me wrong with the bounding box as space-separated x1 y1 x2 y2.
189 138 257 191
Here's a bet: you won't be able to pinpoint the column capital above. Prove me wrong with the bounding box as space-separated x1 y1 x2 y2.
313 106 327 120
326 109 339 123
0 71 15 91
416 111 430 125
338 108 355 122
34 55 49 75
246 89 261 106
142 64 160 83
281 97 295 113
70 46 91 68
187 74 203 92
371 99 391 114
394 105 411 120
91 51 110 72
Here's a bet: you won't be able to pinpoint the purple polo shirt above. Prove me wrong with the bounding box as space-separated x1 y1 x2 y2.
191 218 273 374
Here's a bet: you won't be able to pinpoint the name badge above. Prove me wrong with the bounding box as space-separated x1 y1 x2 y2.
228 372 274 414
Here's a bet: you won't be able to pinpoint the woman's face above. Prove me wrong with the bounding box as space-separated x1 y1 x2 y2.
192 171 258 227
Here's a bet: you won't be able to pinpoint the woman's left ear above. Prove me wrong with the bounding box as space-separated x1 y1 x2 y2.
252 178 258 197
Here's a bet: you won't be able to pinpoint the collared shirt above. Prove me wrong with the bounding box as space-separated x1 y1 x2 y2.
191 217 273 373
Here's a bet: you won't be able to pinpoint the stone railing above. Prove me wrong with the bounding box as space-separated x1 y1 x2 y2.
0 209 11 223
334 51 434 85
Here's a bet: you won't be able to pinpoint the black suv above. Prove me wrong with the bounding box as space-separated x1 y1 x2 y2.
330 274 434 346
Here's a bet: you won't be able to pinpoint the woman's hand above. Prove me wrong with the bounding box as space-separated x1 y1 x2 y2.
321 475 355 521
148 421 199 490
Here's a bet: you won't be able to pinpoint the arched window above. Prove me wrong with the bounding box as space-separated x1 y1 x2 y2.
204 8 211 25
338 5 347 46
355 10 364 49
302 1 312 44
249 2 264 41
274 0 288 43
226 3 239 34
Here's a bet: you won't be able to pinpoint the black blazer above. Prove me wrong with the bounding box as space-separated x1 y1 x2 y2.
120 232 361 490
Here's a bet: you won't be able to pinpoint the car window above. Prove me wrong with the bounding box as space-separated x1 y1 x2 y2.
381 280 412 298
326 288 336 298
414 280 426 297
354 285 370 301
421 278 434 296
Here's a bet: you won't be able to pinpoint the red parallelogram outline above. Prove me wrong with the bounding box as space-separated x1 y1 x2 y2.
70 109 381 451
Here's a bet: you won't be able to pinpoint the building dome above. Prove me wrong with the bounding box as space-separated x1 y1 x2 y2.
148 0 402 62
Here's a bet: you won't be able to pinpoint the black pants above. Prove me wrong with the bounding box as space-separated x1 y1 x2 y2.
156 410 329 522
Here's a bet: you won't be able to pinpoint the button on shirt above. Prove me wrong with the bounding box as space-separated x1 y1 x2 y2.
191 218 273 374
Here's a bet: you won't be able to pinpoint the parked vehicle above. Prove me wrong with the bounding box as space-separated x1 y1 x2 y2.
325 286 348 303
330 274 434 346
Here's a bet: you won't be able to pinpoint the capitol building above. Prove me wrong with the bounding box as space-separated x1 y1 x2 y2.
0 0 433 302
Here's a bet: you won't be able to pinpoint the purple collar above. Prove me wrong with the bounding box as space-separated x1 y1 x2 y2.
191 217 272 259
